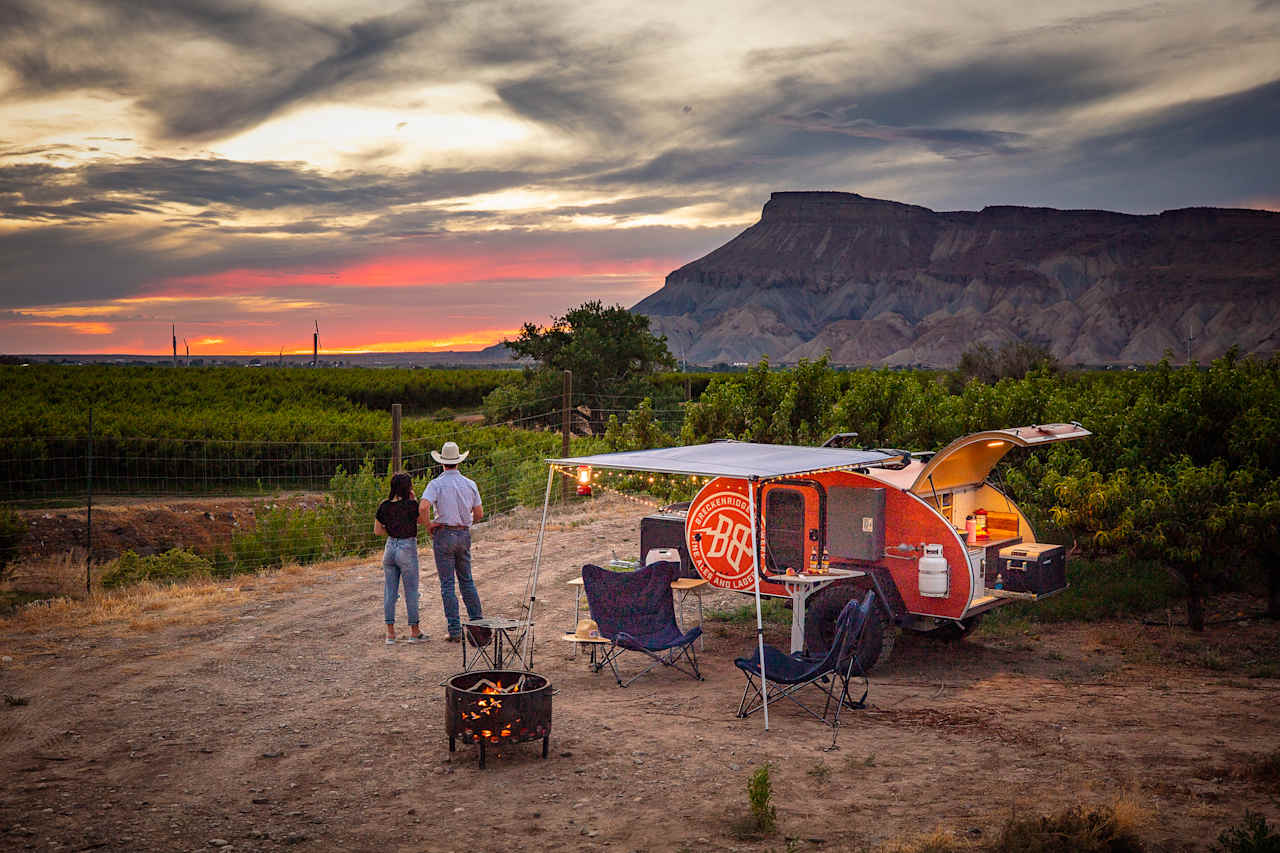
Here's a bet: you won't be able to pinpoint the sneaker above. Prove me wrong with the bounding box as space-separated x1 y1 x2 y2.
406 634 428 643
445 634 462 643
385 637 396 645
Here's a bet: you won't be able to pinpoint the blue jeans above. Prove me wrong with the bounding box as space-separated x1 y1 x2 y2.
432 527 482 636
382 537 420 626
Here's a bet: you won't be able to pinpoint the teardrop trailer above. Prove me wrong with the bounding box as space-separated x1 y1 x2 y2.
539 423 1091 674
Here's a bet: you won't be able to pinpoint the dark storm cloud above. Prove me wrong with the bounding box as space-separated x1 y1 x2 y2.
0 156 544 215
0 0 448 140
772 111 1026 159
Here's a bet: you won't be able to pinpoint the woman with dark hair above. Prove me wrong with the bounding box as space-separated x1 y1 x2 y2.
374 472 426 644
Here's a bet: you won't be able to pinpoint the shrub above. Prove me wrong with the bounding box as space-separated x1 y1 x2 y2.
100 548 214 588
747 762 778 835
0 505 26 582
993 803 1145 852
1211 812 1280 853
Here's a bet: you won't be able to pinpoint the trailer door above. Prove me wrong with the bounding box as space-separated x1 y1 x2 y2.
760 482 824 574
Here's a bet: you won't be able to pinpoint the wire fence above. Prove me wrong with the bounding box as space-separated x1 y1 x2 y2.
0 397 688 584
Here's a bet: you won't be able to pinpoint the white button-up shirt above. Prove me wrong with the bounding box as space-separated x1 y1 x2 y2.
422 469 482 527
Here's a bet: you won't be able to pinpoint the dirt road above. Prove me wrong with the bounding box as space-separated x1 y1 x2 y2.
1 495 1277 852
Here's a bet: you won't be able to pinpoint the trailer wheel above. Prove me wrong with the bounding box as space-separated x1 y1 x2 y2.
802 581 893 672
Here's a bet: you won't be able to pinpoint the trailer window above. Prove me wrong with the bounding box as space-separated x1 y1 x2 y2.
765 488 805 573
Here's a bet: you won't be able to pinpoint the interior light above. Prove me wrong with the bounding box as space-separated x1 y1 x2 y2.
986 441 1006 448
577 466 592 484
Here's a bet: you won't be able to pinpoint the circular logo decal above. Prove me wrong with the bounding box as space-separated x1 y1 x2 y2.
686 477 758 590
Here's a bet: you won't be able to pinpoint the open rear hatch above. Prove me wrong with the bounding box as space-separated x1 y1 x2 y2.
909 423 1091 496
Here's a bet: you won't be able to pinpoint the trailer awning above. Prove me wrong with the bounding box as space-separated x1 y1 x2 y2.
546 441 896 480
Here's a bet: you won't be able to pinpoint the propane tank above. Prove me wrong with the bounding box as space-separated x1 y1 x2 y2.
918 544 949 598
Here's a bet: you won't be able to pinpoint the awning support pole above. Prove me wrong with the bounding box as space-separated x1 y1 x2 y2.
519 464 556 669
748 475 768 730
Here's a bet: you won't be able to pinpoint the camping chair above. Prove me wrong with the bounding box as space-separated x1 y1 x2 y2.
734 591 875 733
581 561 703 688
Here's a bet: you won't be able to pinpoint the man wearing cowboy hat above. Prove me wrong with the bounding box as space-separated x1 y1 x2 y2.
419 441 485 642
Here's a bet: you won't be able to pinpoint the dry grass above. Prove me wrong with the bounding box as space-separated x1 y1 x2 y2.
0 553 367 644
878 829 971 853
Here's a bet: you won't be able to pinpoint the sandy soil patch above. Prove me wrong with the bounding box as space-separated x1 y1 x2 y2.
1 494 1277 852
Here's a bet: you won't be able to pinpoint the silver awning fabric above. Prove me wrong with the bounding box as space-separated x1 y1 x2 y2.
546 441 893 479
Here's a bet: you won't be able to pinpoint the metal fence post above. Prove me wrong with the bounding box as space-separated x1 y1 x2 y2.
86 406 93 595
391 403 402 473
560 370 571 501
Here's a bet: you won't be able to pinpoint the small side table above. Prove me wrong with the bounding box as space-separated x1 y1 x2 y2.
461 616 533 672
669 577 709 650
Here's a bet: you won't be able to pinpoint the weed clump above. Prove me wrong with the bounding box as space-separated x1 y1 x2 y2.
993 802 1145 852
748 762 777 834
101 548 214 589
1211 812 1280 853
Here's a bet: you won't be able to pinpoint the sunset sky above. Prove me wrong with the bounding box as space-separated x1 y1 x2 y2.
2 0 1278 355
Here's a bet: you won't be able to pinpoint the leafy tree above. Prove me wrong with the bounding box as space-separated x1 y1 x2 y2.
1049 458 1252 631
949 340 1059 392
495 301 676 426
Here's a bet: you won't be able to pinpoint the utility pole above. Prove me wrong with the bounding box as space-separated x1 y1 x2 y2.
184 338 190 366
312 321 320 367
171 324 177 367
560 370 572 501
1186 321 1195 364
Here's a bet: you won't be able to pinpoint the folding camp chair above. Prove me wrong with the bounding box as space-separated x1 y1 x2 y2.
581 561 703 688
734 591 875 731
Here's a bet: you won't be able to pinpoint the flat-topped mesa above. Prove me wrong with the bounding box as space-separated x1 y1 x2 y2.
761 191 935 226
634 190 1280 367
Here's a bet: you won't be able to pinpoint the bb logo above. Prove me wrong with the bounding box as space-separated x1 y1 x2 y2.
686 478 757 590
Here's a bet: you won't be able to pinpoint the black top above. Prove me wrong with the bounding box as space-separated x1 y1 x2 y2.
376 499 419 539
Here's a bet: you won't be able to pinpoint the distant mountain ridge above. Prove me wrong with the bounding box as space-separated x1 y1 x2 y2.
633 191 1280 366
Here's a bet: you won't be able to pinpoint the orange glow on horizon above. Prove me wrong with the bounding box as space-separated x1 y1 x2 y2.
29 321 115 335
153 251 678 295
264 329 518 356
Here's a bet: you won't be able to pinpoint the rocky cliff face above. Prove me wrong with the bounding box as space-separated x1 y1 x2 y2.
633 192 1280 366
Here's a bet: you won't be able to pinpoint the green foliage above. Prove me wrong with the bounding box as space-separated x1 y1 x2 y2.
1211 812 1280 853
949 341 1059 391
101 548 216 588
0 505 26 581
668 351 1280 624
987 557 1178 625
1045 459 1264 629
679 356 838 444
603 398 671 451
491 301 676 426
707 598 792 625
746 763 778 835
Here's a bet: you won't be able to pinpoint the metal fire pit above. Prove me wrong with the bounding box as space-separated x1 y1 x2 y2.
444 669 552 769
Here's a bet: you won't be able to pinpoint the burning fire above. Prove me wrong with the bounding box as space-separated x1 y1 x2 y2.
461 677 529 743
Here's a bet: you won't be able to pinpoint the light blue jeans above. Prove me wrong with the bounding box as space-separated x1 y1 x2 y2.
382 537 420 626
432 527 483 637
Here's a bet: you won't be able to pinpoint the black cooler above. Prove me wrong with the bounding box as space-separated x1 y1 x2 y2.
996 543 1066 595
640 510 697 578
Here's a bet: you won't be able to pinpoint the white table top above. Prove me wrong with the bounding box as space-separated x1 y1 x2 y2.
765 567 865 585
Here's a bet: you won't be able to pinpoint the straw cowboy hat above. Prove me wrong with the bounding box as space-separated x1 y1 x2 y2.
573 619 601 640
431 441 469 465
